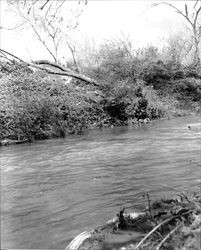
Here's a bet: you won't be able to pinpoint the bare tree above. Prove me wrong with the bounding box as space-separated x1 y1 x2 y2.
3 0 87 67
151 1 201 66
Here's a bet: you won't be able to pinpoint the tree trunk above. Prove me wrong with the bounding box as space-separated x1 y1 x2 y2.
33 60 100 87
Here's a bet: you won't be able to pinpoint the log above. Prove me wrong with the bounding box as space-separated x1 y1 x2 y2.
66 211 147 250
0 49 101 87
34 60 69 72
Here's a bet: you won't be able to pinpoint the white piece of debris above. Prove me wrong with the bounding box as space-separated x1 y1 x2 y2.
66 231 92 250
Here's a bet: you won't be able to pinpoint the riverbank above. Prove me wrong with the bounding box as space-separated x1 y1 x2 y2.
0 112 198 147
67 192 201 250
0 59 200 146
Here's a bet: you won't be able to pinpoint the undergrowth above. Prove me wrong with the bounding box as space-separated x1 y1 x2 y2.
0 44 200 144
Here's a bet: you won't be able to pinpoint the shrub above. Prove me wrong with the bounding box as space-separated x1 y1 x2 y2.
0 61 104 141
140 61 172 88
172 78 201 102
101 79 167 122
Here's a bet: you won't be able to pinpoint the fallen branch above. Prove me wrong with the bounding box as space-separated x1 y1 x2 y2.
65 194 201 250
33 60 100 87
135 216 178 249
33 60 68 72
0 49 101 87
156 224 181 250
0 49 26 64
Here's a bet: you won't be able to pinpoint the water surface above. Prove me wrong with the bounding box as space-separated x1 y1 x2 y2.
1 115 201 249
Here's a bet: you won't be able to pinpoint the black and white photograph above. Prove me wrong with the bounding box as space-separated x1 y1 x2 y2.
0 0 201 249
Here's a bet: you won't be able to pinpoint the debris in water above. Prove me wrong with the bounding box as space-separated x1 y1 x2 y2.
66 192 201 250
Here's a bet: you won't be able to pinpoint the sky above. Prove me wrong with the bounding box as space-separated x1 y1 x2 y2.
0 1 193 62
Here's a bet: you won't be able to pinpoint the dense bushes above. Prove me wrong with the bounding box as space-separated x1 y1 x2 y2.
87 41 200 120
1 39 200 143
101 79 166 123
172 78 201 101
0 61 105 141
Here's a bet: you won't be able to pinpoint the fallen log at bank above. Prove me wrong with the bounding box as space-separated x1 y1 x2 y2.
0 49 101 87
66 193 201 250
33 60 100 87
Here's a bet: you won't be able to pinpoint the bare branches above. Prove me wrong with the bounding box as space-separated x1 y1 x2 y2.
40 0 50 10
7 0 56 15
156 224 181 250
151 1 201 65
0 20 27 30
150 1 201 32
151 2 194 26
66 40 80 73
5 0 87 64
135 216 179 249
28 19 58 62
193 5 201 27
0 48 26 63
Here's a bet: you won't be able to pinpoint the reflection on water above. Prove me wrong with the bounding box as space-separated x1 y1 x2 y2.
1 115 201 249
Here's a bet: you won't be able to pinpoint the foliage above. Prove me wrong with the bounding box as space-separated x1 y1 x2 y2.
88 42 134 82
101 79 166 123
0 60 104 141
1 33 201 143
86 39 200 124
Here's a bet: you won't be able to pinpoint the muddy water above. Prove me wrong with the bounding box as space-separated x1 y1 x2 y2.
1 115 201 249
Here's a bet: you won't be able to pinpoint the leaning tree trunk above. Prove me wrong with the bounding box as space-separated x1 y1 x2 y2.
0 49 101 88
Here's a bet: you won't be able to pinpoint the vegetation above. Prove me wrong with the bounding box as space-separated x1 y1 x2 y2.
0 60 106 143
0 38 201 145
1 1 201 145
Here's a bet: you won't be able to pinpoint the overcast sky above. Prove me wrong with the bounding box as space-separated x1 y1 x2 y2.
0 1 193 61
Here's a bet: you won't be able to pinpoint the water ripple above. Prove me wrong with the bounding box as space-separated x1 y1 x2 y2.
1 115 201 249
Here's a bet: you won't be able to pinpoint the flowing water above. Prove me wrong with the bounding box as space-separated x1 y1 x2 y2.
1 115 201 249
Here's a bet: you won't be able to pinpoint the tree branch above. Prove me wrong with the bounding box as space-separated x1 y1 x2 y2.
0 20 27 31
33 60 68 71
33 60 99 86
0 49 101 87
40 0 50 10
0 48 26 63
66 40 80 73
152 2 194 27
28 19 58 62
194 0 199 10
194 6 201 27
151 1 201 65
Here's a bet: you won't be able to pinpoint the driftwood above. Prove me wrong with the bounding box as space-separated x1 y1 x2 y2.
66 211 147 250
155 224 180 250
67 231 92 250
66 193 201 250
0 49 101 87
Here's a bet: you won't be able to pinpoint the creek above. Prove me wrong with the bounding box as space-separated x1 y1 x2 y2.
1 115 201 249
